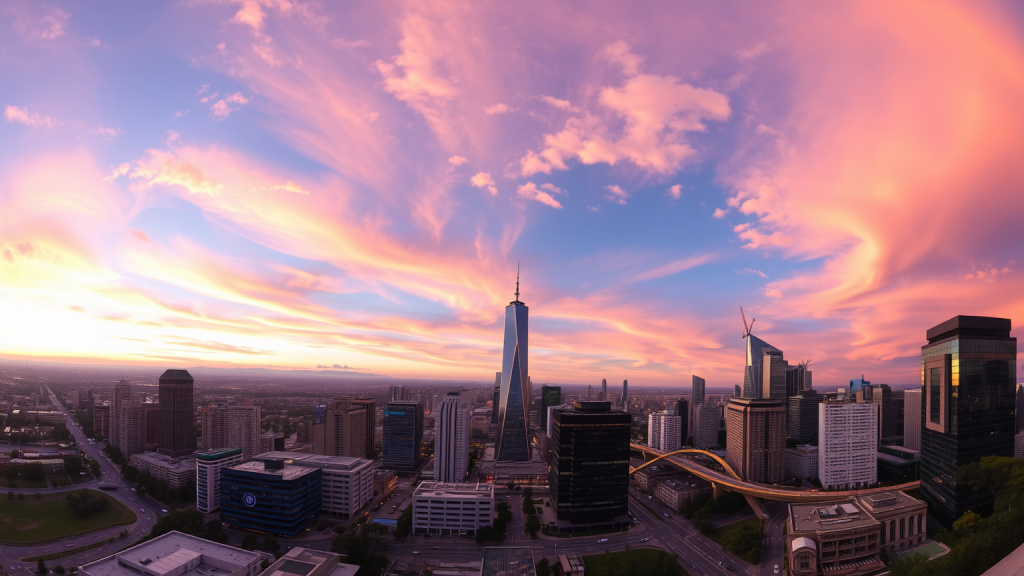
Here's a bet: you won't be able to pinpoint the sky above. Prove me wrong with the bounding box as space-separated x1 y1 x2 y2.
2 1 1024 388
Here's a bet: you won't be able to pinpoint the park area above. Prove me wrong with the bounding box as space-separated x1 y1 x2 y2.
0 489 136 545
577 548 686 576
706 517 764 565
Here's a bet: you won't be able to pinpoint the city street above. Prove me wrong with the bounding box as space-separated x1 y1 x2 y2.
758 503 788 576
0 388 158 576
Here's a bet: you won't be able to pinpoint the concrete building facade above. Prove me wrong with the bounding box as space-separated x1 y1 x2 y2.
196 447 244 513
818 400 878 490
725 398 786 484
412 481 495 536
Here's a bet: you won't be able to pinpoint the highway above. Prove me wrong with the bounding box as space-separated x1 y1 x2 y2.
0 388 158 576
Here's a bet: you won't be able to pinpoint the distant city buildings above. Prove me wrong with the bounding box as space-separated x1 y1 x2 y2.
870 384 896 440
692 375 705 405
850 376 871 402
158 369 194 457
648 407 682 452
313 397 368 458
621 379 628 409
786 362 812 396
111 380 144 457
196 447 244 513
93 402 110 438
693 402 721 449
494 276 531 462
549 401 630 531
920 315 1017 525
412 481 494 535
818 397 878 490
382 401 424 471
539 385 561 431
787 389 821 443
674 398 689 446
201 402 261 460
436 392 471 483
725 398 786 484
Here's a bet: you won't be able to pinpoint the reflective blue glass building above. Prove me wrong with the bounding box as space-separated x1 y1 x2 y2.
743 335 782 399
495 275 531 461
383 401 424 471
220 459 321 536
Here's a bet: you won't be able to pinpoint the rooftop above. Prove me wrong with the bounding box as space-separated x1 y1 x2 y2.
857 491 925 514
253 451 373 471
263 547 343 576
80 531 260 576
159 369 193 381
196 448 243 461
227 460 320 481
414 481 494 498
789 500 878 533
660 478 710 491
481 547 536 576
129 452 195 472
927 315 1012 342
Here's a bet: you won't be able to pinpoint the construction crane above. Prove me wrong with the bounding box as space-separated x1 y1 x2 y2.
740 307 755 339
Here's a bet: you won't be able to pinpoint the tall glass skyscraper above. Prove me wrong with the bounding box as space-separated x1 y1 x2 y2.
691 375 705 405
743 335 784 399
495 274 530 461
539 385 561 431
383 401 424 471
920 316 1017 525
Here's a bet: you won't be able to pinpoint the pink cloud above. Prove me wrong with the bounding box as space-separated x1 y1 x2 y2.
484 103 511 115
210 92 250 119
516 182 563 209
448 156 467 166
5 105 56 127
470 172 498 196
605 184 628 205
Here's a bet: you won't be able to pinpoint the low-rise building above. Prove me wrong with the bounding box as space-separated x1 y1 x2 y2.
787 491 927 575
876 446 920 485
253 451 374 519
785 445 818 481
412 481 494 536
262 547 359 576
79 530 266 576
630 464 676 493
128 452 196 491
653 477 712 513
374 469 397 497
556 553 585 576
196 448 244 513
481 548 535 576
10 458 64 472
220 459 322 536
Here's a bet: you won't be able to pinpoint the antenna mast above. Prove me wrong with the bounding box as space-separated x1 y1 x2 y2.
515 262 520 302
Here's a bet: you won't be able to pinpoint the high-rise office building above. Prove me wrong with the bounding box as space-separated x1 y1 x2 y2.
786 363 812 396
675 398 689 446
743 335 783 399
539 385 561 431
892 389 906 443
389 385 409 403
436 393 471 483
850 376 871 402
94 403 110 438
78 389 94 411
549 401 630 526
870 384 896 440
621 380 628 409
1017 384 1024 434
315 403 327 425
787 389 821 443
491 372 501 423
494 274 530 461
111 380 145 457
350 397 377 456
920 315 1017 525
201 403 261 460
692 375 706 406
143 402 160 446
693 402 721 448
313 397 367 458
818 399 878 490
725 398 786 483
196 447 244 513
601 379 607 401
383 401 424 471
734 385 741 397
648 408 681 452
762 352 789 401
158 369 194 457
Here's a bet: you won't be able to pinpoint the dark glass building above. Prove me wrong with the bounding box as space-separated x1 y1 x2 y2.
675 398 689 446
920 315 1017 525
787 389 821 443
539 385 561 431
495 278 531 461
220 459 322 536
549 401 630 527
157 369 194 457
382 401 424 471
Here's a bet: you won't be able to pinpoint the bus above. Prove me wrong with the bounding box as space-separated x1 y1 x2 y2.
98 483 118 491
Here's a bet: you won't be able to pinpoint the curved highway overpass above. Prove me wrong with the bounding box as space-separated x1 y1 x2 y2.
630 443 919 503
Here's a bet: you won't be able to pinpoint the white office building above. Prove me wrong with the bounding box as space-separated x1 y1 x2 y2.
784 444 819 480
436 392 471 483
819 400 878 490
648 409 682 452
412 482 495 536
254 451 374 519
903 389 921 450
693 402 720 448
196 447 244 513
80 530 266 576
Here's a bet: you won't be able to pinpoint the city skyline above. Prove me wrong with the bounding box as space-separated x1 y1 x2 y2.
2 3 1023 387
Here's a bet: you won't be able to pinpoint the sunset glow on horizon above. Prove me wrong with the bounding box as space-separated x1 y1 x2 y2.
2 1 1024 386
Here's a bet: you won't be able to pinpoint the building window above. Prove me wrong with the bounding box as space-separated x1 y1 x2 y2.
900 518 905 540
917 514 923 534
890 520 895 542
929 368 941 423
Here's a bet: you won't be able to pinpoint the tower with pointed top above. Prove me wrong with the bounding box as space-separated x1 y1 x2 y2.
495 266 531 461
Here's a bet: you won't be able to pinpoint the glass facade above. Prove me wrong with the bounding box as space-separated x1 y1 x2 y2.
743 335 782 399
496 300 531 461
787 390 821 443
549 401 630 524
220 465 322 536
382 402 424 471
920 316 1017 525
539 385 561 431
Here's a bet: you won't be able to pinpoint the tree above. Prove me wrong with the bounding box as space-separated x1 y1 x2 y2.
241 534 260 551
535 559 551 576
953 510 982 537
89 459 101 476
55 566 65 575
5 465 19 482
526 515 541 537
37 559 47 575
149 510 205 539
64 455 83 476
67 490 111 517
123 465 139 483
10 450 19 459
261 536 280 556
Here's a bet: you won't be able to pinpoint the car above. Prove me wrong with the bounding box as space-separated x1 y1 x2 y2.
131 488 136 491
663 513 669 517
66 544 74 548
161 509 169 514
140 509 145 513
411 551 421 555
433 546 440 550
774 565 779 574
597 538 609 543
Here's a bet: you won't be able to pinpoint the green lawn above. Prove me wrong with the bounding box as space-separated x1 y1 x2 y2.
0 489 137 544
71 472 96 485
581 548 686 576
705 517 763 565
7 476 48 489
46 472 72 487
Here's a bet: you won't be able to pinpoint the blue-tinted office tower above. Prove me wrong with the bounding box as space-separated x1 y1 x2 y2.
495 272 531 461
383 402 424 471
743 335 783 399
920 316 1016 525
850 376 871 401
220 458 321 536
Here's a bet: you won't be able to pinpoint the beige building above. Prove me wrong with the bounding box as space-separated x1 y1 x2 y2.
726 398 786 483
787 491 927 576
313 397 368 458
201 403 261 460
128 451 196 490
653 477 711 513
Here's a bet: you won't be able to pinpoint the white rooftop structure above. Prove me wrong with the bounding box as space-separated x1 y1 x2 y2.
80 531 264 576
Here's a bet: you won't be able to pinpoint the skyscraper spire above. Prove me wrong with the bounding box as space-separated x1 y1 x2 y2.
515 262 520 302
